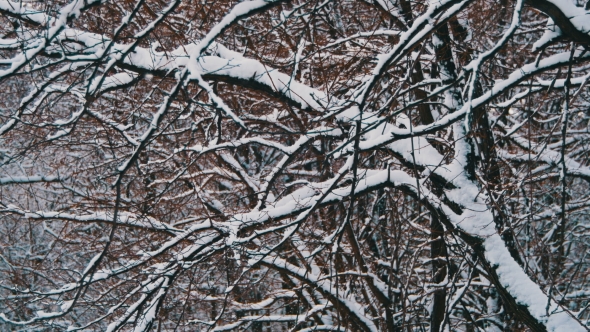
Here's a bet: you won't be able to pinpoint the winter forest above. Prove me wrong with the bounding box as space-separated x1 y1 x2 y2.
1 0 590 330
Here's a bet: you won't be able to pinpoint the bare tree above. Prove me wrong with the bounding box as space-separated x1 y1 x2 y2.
1 0 589 331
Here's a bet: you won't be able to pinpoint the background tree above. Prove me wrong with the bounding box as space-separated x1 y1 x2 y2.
0 0 589 331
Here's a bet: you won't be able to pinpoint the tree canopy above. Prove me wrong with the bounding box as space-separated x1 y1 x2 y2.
0 0 589 331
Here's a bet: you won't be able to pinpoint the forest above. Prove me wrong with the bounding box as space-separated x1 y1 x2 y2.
0 0 589 330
